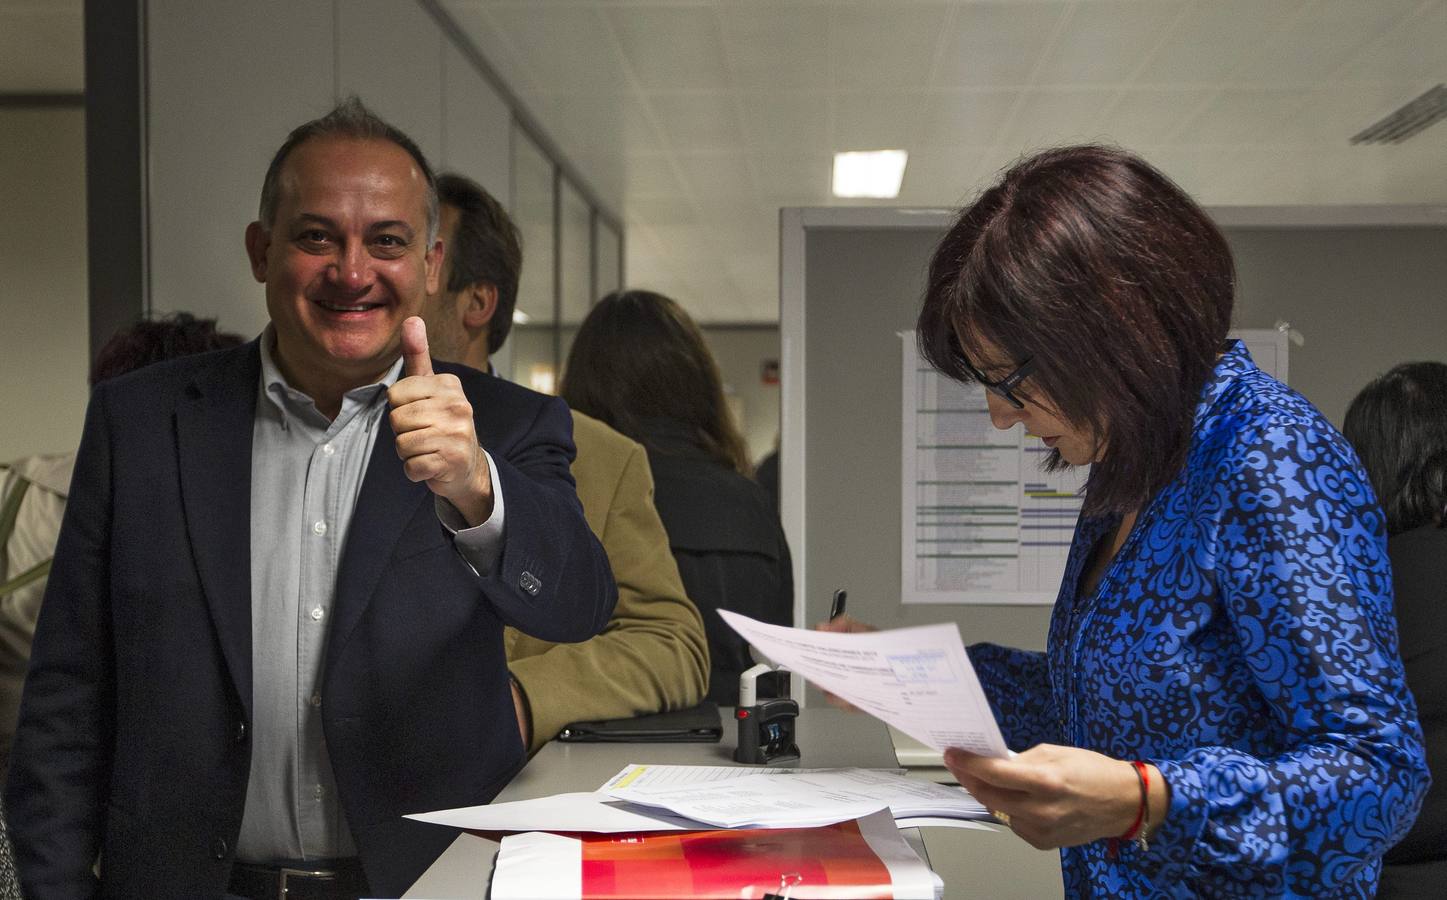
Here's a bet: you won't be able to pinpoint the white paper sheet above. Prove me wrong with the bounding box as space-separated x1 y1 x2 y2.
606 767 988 830
718 609 1010 756
404 791 710 833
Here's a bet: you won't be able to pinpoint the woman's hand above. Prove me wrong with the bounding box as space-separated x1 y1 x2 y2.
945 744 1166 850
812 614 876 710
814 613 875 635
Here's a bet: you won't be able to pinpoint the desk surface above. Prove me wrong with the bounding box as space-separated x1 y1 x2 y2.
403 708 1062 899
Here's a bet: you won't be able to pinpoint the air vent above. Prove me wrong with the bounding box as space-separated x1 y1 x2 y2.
1351 84 1447 145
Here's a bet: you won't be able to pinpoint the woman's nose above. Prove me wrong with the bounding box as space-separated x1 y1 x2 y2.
985 390 1026 431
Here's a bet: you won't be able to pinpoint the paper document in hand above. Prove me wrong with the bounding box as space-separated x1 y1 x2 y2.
718 609 1009 756
489 807 943 900
606 767 988 830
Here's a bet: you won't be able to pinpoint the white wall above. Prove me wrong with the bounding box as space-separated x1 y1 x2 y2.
144 0 514 340
0 108 89 462
703 326 780 466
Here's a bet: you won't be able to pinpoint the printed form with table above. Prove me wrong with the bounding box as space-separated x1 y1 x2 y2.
409 611 1013 899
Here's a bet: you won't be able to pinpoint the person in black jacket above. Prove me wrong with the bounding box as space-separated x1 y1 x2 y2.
1344 360 1447 898
561 290 793 705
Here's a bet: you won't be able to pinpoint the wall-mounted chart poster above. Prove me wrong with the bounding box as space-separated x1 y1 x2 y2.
900 328 1286 605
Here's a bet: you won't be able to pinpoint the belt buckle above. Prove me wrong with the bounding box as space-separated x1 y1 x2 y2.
277 866 332 899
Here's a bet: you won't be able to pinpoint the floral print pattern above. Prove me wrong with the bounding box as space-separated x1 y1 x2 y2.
970 342 1428 898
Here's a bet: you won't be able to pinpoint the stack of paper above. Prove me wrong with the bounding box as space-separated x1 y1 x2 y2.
489 807 945 900
407 764 992 834
603 764 989 830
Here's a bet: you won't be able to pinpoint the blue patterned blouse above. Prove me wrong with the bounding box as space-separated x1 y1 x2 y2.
970 342 1429 898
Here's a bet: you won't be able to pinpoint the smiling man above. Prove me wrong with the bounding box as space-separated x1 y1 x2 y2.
6 99 616 900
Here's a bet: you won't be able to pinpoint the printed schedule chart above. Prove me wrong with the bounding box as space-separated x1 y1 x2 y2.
901 333 1086 605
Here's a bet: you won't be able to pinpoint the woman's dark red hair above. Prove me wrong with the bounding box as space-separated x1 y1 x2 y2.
918 145 1235 515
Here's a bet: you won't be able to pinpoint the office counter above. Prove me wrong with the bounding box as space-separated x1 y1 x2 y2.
404 708 1061 899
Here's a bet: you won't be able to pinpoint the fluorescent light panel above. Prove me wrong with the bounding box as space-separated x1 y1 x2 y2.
832 149 908 199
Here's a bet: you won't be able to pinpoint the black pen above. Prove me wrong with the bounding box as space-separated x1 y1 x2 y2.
828 589 848 621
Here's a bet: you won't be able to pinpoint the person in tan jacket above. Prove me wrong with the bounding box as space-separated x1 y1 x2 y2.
418 173 708 752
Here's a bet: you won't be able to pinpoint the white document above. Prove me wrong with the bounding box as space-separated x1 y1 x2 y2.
719 609 1010 757
404 791 710 834
601 763 854 792
606 766 988 830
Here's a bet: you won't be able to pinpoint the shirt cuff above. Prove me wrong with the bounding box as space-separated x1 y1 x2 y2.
435 449 506 575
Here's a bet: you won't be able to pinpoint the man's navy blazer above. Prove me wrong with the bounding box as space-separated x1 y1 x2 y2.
5 340 617 899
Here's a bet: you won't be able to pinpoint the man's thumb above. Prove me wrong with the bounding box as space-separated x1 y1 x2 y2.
401 316 433 377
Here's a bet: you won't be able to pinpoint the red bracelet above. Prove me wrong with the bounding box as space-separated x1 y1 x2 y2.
1108 760 1151 859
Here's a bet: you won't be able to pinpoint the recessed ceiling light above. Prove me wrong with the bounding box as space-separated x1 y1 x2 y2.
832 149 908 199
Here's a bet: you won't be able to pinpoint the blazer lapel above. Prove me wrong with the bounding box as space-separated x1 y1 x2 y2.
329 419 429 664
176 343 260 717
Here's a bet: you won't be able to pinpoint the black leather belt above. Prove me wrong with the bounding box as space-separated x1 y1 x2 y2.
227 858 369 900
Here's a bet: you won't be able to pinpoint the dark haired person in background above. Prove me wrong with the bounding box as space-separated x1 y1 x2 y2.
561 290 792 705
418 173 707 751
826 144 1425 897
1344 361 1447 898
0 312 243 779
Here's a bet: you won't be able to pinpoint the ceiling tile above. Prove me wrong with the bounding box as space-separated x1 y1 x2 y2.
741 92 830 153
720 1 830 91
828 3 953 91
1229 0 1423 85
996 88 1117 155
674 151 756 203
918 91 1018 148
606 5 730 92
527 92 663 159
649 92 744 152
1132 0 1305 86
752 153 833 205
932 1 1066 88
832 92 929 152
1172 88 1318 145
620 152 687 199
622 196 699 228
1033 0 1189 86
482 4 632 93
1333 1 1447 85
1100 88 1218 146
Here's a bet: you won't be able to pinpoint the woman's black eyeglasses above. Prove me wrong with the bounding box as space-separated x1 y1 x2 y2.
958 354 1036 410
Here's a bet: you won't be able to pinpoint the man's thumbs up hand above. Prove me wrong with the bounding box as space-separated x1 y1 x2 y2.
388 316 494 525
400 315 434 378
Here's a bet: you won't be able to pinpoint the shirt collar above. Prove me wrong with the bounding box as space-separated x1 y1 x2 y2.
258 324 403 427
1192 339 1259 430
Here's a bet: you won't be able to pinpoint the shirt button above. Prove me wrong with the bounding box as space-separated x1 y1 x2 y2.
314 785 325 801
312 520 327 536
310 692 322 708
310 607 325 622
234 720 248 743
212 837 228 859
322 443 335 456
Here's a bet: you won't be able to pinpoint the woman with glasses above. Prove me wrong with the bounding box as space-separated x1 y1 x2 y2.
1343 362 1447 898
826 145 1426 897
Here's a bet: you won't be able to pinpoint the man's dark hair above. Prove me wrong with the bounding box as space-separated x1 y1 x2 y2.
257 96 439 243
436 173 522 355
560 290 752 477
90 312 245 387
917 144 1235 516
1344 361 1447 535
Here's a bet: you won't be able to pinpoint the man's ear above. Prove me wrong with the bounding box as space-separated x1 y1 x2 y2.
244 222 271 283
463 282 499 330
425 238 445 296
